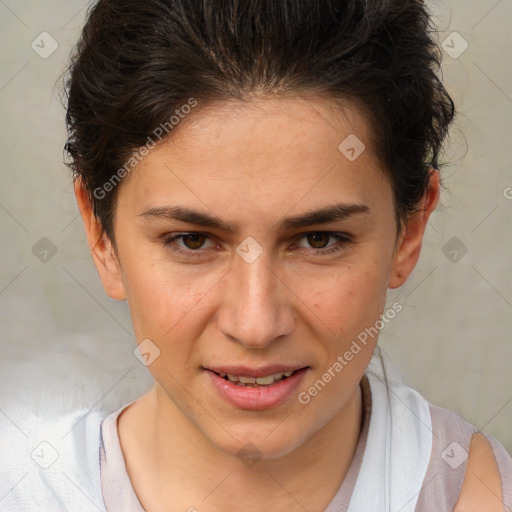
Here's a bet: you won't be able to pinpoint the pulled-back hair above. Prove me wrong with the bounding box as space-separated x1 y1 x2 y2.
64 0 454 241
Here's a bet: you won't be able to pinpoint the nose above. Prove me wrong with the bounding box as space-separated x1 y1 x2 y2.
216 251 295 349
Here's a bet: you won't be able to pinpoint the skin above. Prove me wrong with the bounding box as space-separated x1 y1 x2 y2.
75 95 502 511
454 433 503 511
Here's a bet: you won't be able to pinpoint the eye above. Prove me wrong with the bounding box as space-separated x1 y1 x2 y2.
162 232 217 256
294 231 351 255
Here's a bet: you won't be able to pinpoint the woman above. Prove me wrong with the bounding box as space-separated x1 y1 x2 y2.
29 0 512 510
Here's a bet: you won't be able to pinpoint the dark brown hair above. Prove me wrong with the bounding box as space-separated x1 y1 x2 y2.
64 0 454 241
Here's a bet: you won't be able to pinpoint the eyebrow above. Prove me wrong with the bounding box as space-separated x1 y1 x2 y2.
139 202 370 232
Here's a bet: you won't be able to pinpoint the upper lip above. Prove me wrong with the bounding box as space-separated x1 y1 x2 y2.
204 364 309 378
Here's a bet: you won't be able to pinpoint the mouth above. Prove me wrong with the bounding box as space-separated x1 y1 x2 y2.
203 365 310 410
212 369 301 387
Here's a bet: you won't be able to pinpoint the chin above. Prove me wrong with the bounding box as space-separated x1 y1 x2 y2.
208 419 309 463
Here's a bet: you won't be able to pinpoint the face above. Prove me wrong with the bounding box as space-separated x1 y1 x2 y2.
78 95 437 460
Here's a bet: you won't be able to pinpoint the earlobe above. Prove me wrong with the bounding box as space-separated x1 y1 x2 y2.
388 170 440 289
74 179 127 301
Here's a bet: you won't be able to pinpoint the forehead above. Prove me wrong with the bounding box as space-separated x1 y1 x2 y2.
117 95 390 216
165 95 375 167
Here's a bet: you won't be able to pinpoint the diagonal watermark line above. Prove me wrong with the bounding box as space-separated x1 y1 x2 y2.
60 212 81 234
478 396 512 432
264 410 294 440
201 470 233 503
371 371 438 440
265 265 336 336
164 164 224 221
468 465 506 508
428 220 439 234
0 265 28 295
163 268 233 337
61 471 104 511
388 389 437 439
62 0 90 29
405 266 438 298
471 265 512 308
0 204 29 233
60 265 132 335
397 472 438 512
472 0 503 29
0 407 30 439
0 472 29 504
0 0 28 28
0 62 29 93
470 205 499 233
266 164 337 235
162 368 236 440
61 369 132 438
265 470 310 511
472 61 512 104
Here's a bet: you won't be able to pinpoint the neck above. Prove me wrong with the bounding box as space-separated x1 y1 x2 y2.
119 380 364 512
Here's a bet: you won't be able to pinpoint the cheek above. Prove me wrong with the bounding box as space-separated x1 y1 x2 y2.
121 253 226 344
293 257 390 340
292 262 389 419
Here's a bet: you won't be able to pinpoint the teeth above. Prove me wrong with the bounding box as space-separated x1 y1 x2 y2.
255 375 275 385
219 371 296 386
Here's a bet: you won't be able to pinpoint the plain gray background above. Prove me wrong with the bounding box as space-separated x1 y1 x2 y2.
0 0 511 471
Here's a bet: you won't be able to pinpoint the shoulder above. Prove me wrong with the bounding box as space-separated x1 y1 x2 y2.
363 356 512 510
418 402 512 512
454 432 505 511
0 407 110 511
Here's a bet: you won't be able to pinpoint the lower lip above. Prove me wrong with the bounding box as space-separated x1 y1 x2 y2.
206 368 308 410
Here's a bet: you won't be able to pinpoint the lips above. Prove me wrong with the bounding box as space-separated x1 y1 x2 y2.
203 364 310 410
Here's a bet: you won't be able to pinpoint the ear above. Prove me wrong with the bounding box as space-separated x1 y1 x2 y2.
388 169 440 289
74 179 127 300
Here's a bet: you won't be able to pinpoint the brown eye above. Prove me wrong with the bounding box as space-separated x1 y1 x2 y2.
180 233 207 250
294 231 352 255
306 232 330 249
162 232 216 255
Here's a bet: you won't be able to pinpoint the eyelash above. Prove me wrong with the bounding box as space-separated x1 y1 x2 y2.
160 231 352 258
